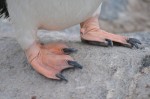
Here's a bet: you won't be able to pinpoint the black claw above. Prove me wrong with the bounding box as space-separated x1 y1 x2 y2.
68 60 83 69
56 73 68 82
127 38 142 48
127 38 142 44
106 39 113 47
134 43 139 49
63 48 78 54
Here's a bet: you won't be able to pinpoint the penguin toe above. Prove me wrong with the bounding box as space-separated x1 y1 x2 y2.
26 42 82 81
42 43 78 55
81 37 114 47
126 38 142 49
80 29 142 48
63 48 78 55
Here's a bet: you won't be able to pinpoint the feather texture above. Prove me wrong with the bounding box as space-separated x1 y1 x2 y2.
5 0 103 49
0 0 9 18
6 0 102 30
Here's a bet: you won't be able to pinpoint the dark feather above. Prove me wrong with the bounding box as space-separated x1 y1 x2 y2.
0 0 9 18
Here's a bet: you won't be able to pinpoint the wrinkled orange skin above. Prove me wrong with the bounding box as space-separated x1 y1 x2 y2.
80 17 131 47
25 42 74 79
26 17 132 80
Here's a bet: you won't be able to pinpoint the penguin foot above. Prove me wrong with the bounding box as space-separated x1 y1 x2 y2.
80 17 141 48
25 42 82 81
81 29 141 48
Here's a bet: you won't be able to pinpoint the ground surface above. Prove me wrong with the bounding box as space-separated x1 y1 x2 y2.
0 21 150 99
0 0 150 99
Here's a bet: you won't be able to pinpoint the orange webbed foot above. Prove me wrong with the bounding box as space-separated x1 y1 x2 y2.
81 29 141 48
25 42 82 81
80 17 141 48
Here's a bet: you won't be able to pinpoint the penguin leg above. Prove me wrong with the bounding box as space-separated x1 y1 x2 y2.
9 3 82 81
80 3 141 48
14 27 81 81
25 42 82 81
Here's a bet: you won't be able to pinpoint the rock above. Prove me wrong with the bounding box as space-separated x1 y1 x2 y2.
100 0 128 20
0 21 150 99
100 0 150 33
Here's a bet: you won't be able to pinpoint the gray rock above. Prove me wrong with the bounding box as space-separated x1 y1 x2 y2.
100 0 128 20
0 21 150 99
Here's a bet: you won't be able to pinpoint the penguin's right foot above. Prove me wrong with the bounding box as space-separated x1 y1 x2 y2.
80 17 141 48
25 42 82 81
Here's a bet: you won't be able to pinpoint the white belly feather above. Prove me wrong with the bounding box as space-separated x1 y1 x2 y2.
7 0 102 30
6 0 103 49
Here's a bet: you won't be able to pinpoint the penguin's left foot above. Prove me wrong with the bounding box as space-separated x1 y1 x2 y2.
25 42 82 81
80 17 141 48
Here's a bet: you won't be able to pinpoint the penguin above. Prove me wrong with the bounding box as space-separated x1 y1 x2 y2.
0 0 141 81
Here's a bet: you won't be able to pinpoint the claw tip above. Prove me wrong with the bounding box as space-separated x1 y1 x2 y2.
56 73 68 82
63 48 78 54
68 61 83 69
106 39 113 47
